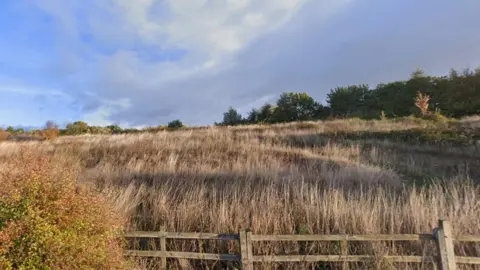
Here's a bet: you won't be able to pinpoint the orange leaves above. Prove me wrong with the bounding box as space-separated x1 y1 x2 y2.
414 91 431 116
0 150 127 269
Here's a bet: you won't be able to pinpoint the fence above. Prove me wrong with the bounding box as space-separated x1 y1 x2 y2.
124 219 480 270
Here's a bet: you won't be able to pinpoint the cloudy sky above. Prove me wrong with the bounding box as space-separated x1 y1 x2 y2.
1 0 480 127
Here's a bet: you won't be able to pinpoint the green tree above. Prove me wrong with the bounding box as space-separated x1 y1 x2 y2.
327 85 370 117
14 128 24 134
410 68 426 79
65 121 89 135
221 107 243 126
257 104 276 123
106 124 122 134
6 126 14 133
246 108 260 124
314 103 331 119
273 92 320 122
369 81 407 117
168 119 184 129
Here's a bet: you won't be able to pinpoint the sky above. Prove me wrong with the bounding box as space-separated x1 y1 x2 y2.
1 0 480 128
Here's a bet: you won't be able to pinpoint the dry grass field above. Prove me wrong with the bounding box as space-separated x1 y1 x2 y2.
1 117 480 269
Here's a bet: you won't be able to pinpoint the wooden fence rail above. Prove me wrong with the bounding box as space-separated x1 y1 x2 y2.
124 220 480 270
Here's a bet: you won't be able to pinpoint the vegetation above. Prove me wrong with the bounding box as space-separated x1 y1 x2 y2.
39 121 60 140
0 115 479 269
65 121 90 135
3 66 479 137
167 120 184 129
1 66 480 269
218 106 243 126
0 152 126 269
219 67 480 126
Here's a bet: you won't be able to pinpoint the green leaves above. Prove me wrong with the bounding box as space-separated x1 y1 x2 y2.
167 120 184 129
274 92 321 122
221 107 243 126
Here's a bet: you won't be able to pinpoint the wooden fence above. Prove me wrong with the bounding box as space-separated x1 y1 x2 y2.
124 219 480 270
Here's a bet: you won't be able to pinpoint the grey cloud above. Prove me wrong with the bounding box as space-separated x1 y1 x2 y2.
81 0 480 126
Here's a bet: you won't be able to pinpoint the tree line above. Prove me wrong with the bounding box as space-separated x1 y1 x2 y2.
0 119 186 140
2 67 479 139
218 67 480 126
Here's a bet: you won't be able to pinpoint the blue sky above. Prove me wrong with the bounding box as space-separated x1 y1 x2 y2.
1 0 480 128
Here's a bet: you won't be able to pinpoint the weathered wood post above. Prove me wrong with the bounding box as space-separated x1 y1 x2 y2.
435 220 456 270
240 229 252 270
340 240 348 270
160 226 167 269
246 231 254 270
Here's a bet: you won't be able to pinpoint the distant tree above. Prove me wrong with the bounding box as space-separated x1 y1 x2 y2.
221 107 243 126
41 120 60 140
167 120 184 129
327 85 370 117
448 68 459 80
314 103 331 119
475 67 480 76
410 68 426 79
461 68 474 77
88 126 111 134
45 120 58 130
14 128 25 134
65 121 89 135
257 104 276 123
246 108 260 124
273 92 320 122
106 124 122 134
6 126 14 133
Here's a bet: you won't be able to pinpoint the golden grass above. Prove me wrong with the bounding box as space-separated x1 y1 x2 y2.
1 118 479 269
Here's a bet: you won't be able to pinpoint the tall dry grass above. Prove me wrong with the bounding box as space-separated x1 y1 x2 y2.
0 118 479 269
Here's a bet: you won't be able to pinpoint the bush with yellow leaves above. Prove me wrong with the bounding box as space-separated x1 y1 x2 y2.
0 150 127 269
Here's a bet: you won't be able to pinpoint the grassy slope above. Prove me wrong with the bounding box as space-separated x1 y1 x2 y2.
1 116 479 269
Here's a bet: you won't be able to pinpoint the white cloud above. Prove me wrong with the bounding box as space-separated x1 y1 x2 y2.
23 0 356 125
242 12 266 28
0 83 72 101
113 0 307 57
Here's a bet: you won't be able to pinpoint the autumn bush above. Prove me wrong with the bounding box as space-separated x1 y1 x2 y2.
39 128 60 140
414 91 431 116
38 121 61 140
0 150 127 269
0 132 10 142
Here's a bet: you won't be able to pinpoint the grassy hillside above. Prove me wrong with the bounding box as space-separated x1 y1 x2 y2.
1 116 479 269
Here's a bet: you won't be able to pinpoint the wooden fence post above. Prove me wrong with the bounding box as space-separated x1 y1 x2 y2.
240 229 252 270
160 226 167 269
435 220 456 270
340 240 348 270
246 231 254 270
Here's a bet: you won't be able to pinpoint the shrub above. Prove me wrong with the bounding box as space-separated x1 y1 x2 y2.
0 151 127 269
414 91 430 116
39 121 60 140
65 121 89 135
89 126 112 135
422 111 450 129
106 125 122 134
380 110 387 121
168 119 184 129
422 111 449 122
0 132 11 142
